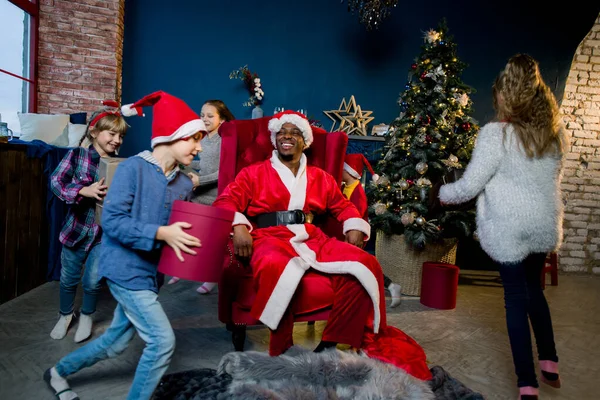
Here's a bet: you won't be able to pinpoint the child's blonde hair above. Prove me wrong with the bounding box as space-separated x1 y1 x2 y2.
493 54 568 158
80 110 128 147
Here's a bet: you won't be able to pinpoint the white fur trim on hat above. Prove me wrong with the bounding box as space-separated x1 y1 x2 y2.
150 119 207 148
121 103 141 117
343 162 361 179
268 114 313 148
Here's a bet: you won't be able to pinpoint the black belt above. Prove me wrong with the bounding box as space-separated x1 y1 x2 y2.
253 210 321 228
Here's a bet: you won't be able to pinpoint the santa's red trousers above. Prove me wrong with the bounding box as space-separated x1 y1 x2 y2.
269 274 371 356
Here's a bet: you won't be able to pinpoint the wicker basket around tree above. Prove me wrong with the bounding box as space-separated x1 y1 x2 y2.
375 231 457 296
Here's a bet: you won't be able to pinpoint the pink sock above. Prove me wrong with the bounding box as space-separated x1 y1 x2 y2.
519 386 539 396
540 360 559 373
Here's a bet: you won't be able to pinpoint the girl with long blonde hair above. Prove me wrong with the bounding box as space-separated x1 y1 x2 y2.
439 54 567 399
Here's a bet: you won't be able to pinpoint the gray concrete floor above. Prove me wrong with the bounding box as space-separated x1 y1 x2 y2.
0 270 598 399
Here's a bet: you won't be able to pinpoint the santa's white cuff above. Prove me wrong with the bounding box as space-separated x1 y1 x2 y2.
232 212 253 232
343 218 371 241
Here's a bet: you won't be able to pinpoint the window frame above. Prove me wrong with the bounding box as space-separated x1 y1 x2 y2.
1 0 39 112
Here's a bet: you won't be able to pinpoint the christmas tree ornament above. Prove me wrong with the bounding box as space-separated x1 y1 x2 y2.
442 154 462 169
424 29 441 43
399 180 409 190
377 175 390 186
401 212 415 226
374 202 387 215
416 177 432 187
419 187 428 201
416 161 429 174
415 216 426 226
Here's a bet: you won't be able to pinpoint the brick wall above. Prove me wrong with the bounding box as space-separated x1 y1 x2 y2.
37 0 125 114
559 14 600 274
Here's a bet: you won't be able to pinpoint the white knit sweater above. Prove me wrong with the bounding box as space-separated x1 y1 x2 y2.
439 122 564 263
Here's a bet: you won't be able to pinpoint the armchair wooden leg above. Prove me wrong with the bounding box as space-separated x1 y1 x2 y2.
227 323 247 352
307 321 316 326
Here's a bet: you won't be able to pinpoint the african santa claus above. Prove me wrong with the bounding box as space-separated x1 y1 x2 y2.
213 110 431 380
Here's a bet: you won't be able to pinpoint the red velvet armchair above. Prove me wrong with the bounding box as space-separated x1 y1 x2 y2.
216 116 348 352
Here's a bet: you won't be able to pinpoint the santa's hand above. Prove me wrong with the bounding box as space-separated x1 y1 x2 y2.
345 230 365 249
233 224 253 258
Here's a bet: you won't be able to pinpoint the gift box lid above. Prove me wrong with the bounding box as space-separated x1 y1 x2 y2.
170 200 234 222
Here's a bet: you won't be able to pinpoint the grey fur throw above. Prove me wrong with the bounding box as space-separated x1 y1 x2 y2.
217 345 435 399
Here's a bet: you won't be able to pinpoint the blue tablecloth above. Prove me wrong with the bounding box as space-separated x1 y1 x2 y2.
12 139 71 281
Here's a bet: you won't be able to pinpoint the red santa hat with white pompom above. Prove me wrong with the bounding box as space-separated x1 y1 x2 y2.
120 90 207 148
344 153 380 183
268 110 313 148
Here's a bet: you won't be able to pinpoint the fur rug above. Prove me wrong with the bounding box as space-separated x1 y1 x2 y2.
218 346 434 399
153 346 484 400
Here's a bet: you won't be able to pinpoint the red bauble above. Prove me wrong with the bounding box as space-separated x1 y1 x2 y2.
411 63 418 70
420 72 427 80
462 122 471 130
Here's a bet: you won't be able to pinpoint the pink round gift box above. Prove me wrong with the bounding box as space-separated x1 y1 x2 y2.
158 200 234 282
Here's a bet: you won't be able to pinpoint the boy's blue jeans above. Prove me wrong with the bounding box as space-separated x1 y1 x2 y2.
55 280 175 400
59 243 101 315
497 253 558 388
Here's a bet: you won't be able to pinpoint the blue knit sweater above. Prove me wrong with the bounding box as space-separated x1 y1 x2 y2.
98 152 193 292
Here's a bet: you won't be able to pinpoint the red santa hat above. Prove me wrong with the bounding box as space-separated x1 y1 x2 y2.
268 110 313 148
344 153 380 183
120 91 207 148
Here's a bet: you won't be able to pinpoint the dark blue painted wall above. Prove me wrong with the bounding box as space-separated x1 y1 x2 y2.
120 0 598 156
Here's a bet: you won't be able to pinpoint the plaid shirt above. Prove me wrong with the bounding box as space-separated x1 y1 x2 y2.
50 145 102 251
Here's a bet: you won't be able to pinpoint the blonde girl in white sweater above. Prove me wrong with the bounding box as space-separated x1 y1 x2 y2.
439 54 567 400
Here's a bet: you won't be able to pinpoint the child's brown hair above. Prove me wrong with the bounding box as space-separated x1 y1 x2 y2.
79 110 128 147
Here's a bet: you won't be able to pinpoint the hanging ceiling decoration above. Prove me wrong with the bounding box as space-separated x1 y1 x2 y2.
344 0 399 30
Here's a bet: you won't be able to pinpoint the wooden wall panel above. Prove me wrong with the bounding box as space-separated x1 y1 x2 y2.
0 143 48 304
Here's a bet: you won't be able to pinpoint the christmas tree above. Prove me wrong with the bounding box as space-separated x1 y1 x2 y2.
367 19 479 249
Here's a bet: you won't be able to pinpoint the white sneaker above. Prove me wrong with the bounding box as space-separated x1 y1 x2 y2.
388 283 402 308
74 314 93 343
50 313 74 340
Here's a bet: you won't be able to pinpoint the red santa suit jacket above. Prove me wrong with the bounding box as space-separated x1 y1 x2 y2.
212 151 384 334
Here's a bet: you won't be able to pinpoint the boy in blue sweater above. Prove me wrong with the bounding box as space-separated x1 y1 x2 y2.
44 91 206 400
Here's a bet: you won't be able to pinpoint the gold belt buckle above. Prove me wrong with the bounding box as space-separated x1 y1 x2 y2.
304 212 314 224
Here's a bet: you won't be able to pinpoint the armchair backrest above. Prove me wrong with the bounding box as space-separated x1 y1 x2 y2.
217 117 348 194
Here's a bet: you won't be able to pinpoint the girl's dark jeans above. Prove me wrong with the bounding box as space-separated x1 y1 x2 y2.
496 252 558 388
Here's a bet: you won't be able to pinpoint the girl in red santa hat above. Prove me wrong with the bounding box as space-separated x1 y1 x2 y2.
44 91 205 400
341 153 403 308
49 101 128 344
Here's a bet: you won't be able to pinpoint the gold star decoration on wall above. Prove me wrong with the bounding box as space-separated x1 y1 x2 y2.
322 95 374 135
323 97 352 132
